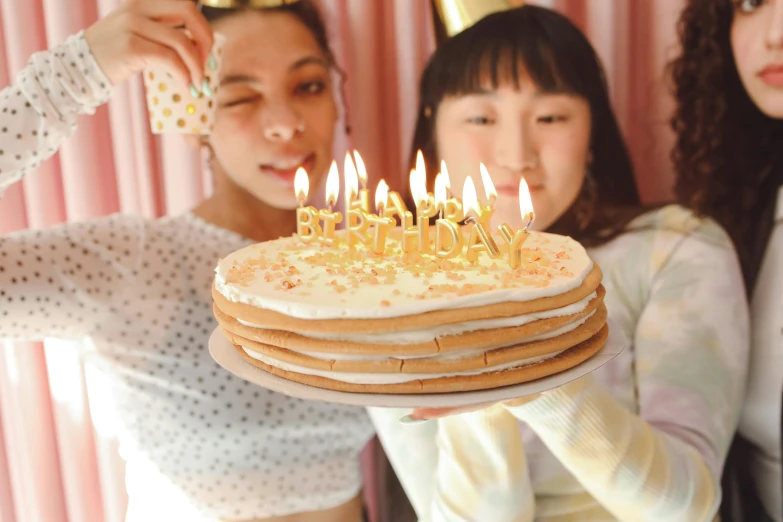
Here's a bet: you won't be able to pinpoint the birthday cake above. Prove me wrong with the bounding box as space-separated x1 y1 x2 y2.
212 232 607 394
212 157 608 394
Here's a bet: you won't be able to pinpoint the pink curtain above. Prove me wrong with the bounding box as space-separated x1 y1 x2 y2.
0 1 683 521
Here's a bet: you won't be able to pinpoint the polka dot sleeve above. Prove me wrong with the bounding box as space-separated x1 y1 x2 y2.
0 213 145 341
0 31 113 195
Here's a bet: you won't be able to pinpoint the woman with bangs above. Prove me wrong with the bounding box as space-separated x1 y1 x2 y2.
370 5 749 521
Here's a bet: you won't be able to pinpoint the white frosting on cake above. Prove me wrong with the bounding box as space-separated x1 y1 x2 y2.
215 229 592 320
237 291 596 344
241 345 566 385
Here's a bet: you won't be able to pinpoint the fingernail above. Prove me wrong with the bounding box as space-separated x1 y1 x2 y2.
190 83 201 98
208 53 218 71
398 414 429 425
202 79 213 97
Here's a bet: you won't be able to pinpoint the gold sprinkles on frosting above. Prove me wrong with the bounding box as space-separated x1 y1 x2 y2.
223 235 576 306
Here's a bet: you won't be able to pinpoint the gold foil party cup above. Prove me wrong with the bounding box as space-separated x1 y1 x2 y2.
144 33 226 135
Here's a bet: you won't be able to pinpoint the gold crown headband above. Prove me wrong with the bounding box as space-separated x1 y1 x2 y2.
433 0 525 37
198 0 299 8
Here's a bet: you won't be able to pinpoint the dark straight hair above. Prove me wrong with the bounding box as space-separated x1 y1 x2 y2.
412 5 645 247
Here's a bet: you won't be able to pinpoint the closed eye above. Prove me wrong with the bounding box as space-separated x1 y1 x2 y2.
466 116 495 125
537 115 568 124
222 96 259 108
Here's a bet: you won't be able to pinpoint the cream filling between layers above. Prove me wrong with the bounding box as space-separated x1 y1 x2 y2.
242 346 567 385
291 312 594 362
236 291 597 344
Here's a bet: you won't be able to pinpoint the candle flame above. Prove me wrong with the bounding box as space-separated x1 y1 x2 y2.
440 160 451 191
353 150 368 185
434 172 447 208
519 177 534 217
479 163 497 202
294 167 309 202
375 179 389 213
326 160 340 206
344 152 358 202
415 150 427 185
462 176 479 218
410 167 428 207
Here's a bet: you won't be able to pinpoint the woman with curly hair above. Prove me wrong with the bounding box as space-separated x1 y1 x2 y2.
669 0 783 520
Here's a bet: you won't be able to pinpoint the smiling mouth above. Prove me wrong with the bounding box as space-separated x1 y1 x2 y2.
259 153 316 185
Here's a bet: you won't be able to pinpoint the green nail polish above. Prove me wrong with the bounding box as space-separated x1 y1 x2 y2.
398 414 429 425
208 53 218 71
202 79 213 97
189 83 201 98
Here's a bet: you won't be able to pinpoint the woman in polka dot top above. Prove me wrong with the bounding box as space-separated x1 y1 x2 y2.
0 1 374 521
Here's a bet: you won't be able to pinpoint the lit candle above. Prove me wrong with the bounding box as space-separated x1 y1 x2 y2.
344 152 359 211
478 163 497 226
497 178 536 269
403 151 437 253
441 161 464 222
353 150 370 212
383 186 413 229
294 167 321 242
344 154 371 248
434 171 463 258
367 180 395 254
318 161 343 246
463 176 501 263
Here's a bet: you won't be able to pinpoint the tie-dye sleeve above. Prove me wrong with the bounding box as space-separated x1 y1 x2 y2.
431 218 749 521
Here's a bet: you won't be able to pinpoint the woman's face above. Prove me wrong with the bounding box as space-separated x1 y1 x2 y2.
434 71 592 231
731 0 783 118
210 11 338 210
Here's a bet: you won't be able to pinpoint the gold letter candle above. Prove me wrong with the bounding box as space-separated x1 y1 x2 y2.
462 175 501 263
433 171 463 258
368 180 395 254
498 178 536 268
294 167 321 242
319 160 342 245
439 162 464 221
498 224 529 269
319 210 342 246
353 150 371 212
383 191 413 229
347 208 371 247
296 207 321 242
478 163 497 226
435 219 464 258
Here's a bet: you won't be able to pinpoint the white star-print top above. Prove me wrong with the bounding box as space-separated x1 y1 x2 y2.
0 32 375 521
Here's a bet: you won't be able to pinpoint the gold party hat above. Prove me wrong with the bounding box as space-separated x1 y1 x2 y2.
199 0 299 8
432 0 524 37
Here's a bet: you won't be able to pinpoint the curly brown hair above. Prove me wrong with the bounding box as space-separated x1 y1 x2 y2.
669 0 783 293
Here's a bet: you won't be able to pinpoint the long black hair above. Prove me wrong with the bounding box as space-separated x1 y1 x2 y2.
412 5 644 247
